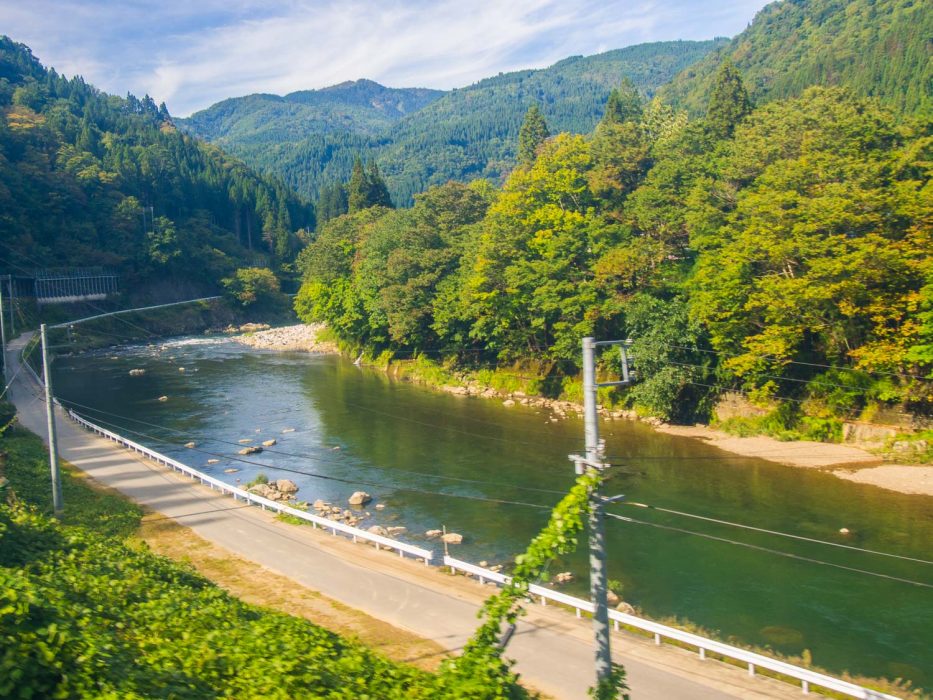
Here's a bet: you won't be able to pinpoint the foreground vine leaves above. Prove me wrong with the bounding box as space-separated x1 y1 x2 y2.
435 470 629 699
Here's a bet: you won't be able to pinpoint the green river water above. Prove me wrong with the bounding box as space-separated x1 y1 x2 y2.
53 337 933 690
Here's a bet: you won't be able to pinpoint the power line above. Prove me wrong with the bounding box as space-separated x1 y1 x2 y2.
667 359 871 394
57 396 576 497
59 405 933 589
606 513 933 590
64 408 559 511
664 342 932 384
614 502 932 566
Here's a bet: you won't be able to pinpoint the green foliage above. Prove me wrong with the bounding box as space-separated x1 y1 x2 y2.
222 267 287 312
295 77 932 425
436 471 628 699
705 60 751 138
689 88 931 391
622 295 716 423
0 36 313 299
180 41 726 206
660 0 932 116
0 424 538 698
518 105 550 166
246 472 269 487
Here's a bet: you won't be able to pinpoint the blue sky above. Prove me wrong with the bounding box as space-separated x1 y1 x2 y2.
1 0 770 117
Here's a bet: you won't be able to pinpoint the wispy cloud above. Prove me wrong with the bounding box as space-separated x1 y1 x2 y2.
0 0 769 116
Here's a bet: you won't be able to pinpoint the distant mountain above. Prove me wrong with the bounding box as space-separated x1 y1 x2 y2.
181 80 444 145
179 39 726 206
659 0 932 116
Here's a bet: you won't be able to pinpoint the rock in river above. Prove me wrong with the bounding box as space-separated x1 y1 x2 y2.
441 532 463 544
348 491 372 506
276 479 299 494
238 446 263 455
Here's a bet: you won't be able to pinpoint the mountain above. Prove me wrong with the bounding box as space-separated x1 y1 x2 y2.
659 0 932 116
179 40 726 206
182 80 444 145
0 37 314 300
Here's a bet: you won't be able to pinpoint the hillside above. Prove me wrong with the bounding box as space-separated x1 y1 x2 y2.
659 0 932 115
181 80 444 145
180 39 726 205
0 37 314 301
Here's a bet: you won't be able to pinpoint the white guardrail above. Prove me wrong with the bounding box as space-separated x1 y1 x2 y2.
444 556 899 700
64 409 434 564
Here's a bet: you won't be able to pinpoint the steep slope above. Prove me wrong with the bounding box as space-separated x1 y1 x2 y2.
0 37 314 300
659 0 932 116
180 39 725 205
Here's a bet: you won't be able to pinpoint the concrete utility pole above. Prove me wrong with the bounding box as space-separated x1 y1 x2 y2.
9 276 16 337
583 336 612 684
40 324 63 514
0 281 7 383
572 336 634 691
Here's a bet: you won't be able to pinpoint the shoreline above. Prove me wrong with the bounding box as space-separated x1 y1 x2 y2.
231 323 933 498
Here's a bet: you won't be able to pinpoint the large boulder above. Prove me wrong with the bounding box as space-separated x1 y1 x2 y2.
276 479 299 494
247 483 275 499
367 525 388 537
386 526 407 536
425 529 443 538
262 439 277 447
348 491 372 506
441 532 463 544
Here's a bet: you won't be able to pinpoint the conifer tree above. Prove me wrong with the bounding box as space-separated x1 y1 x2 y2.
602 78 643 126
518 104 549 165
347 157 368 213
316 182 349 228
706 60 751 138
366 161 393 209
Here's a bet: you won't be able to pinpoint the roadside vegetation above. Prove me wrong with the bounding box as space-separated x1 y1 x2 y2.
0 407 535 698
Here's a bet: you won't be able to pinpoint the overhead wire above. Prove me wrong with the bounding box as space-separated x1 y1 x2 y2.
613 502 933 566
60 407 560 511
56 396 576 497
57 397 931 574
605 512 933 590
663 342 932 384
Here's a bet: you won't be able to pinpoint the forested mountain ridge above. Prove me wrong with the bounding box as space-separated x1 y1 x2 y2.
659 0 932 115
180 80 444 144
179 40 725 206
296 71 932 435
0 37 314 301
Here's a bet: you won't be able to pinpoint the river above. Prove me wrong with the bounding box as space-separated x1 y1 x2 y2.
53 337 933 690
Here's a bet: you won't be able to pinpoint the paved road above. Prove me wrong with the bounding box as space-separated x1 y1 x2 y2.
6 334 800 700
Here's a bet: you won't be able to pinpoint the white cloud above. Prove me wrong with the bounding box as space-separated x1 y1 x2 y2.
0 0 771 116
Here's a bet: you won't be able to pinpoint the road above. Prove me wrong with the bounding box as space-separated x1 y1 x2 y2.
5 334 800 700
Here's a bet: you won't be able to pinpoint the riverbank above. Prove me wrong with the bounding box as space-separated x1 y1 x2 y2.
230 322 339 354
227 323 933 497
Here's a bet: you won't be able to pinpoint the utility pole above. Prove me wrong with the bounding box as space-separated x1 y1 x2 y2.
0 281 7 383
571 336 634 691
9 276 15 337
40 324 63 514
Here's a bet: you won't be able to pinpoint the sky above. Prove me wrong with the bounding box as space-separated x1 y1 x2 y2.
1 0 771 117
